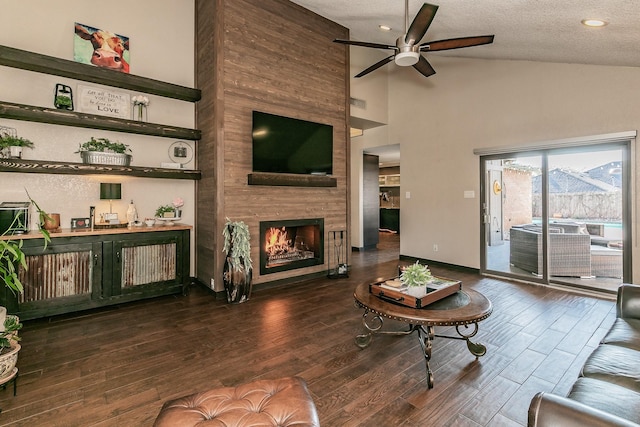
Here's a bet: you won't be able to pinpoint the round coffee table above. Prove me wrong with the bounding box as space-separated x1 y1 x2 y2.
353 280 492 388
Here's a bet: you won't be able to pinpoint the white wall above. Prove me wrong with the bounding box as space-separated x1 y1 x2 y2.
349 48 390 248
0 0 196 273
386 56 640 279
350 48 389 125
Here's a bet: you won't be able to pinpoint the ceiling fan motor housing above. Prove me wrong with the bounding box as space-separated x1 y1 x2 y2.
395 37 420 66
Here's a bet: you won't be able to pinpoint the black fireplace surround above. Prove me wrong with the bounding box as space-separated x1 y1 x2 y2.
259 218 324 275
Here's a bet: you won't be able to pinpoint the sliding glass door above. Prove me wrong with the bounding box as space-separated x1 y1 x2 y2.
481 142 629 292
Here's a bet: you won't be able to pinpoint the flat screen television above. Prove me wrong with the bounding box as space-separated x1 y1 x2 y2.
252 111 333 175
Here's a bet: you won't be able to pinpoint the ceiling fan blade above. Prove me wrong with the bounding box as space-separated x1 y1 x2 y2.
420 35 495 52
355 55 395 78
333 39 396 51
413 55 436 78
405 3 439 45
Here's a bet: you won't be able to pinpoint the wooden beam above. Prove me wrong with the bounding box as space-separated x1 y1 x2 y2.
247 172 337 187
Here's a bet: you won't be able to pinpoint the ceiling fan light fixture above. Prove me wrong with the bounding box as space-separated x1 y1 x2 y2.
581 19 608 27
395 51 419 66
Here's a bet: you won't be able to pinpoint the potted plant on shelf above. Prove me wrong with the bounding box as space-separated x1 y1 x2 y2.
75 137 132 166
400 261 432 297
0 191 51 382
0 133 34 159
222 218 253 304
155 205 176 218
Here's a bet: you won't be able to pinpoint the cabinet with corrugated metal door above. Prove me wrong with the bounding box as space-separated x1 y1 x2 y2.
0 227 190 320
108 230 189 300
1 239 103 320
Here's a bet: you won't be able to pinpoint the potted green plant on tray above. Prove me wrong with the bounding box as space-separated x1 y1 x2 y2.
400 261 432 297
0 191 51 381
76 137 132 166
222 218 253 304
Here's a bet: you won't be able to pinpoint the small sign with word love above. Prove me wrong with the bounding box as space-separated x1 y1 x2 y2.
77 84 130 119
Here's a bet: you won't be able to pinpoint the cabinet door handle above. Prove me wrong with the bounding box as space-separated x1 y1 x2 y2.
116 251 121 263
94 254 99 266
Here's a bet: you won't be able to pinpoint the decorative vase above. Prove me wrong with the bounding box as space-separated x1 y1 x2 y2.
223 256 252 304
43 213 61 231
134 104 147 122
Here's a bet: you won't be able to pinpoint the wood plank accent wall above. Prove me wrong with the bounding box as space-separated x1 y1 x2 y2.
196 0 350 289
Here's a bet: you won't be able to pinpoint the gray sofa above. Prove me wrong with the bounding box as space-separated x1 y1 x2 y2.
528 283 640 426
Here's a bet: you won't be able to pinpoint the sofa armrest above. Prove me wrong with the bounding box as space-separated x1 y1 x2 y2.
528 392 640 427
617 284 640 319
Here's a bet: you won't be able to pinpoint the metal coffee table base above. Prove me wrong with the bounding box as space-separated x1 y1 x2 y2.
355 311 487 389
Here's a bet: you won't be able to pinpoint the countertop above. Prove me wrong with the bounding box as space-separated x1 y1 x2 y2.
1 224 192 240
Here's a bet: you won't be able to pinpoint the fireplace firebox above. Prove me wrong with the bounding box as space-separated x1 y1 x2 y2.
259 218 324 275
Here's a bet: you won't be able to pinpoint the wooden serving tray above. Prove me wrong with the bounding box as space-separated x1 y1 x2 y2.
369 277 462 308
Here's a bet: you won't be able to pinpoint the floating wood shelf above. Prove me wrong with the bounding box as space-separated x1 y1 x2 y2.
0 101 201 140
0 45 201 102
0 158 201 180
247 172 337 187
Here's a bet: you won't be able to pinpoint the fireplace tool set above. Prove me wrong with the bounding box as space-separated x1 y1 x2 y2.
327 230 348 279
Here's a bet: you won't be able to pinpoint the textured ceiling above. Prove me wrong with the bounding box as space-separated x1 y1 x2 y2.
291 0 640 68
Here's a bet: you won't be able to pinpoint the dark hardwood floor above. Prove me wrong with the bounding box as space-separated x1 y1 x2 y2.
0 233 617 426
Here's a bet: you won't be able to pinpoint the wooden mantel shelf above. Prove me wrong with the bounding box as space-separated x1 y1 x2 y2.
0 45 201 102
247 172 337 187
0 158 201 180
0 101 201 140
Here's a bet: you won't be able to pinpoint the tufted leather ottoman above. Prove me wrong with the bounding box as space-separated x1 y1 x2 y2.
153 376 320 427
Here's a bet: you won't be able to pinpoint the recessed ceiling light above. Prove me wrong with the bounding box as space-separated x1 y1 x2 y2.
581 19 608 27
379 25 392 31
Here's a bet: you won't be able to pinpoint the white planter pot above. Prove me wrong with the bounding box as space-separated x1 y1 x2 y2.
405 286 426 298
0 343 20 380
8 146 22 159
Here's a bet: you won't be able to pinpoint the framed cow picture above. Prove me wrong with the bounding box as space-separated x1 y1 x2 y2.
74 22 130 74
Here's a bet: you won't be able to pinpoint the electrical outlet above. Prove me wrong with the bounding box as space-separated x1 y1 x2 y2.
433 244 439 252
210 278 215 288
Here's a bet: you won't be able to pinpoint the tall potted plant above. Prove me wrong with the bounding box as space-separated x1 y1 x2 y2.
222 218 253 304
0 192 51 380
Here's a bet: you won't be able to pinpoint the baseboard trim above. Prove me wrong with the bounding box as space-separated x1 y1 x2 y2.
399 255 480 274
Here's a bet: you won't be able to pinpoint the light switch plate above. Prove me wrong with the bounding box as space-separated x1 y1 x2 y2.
464 190 475 199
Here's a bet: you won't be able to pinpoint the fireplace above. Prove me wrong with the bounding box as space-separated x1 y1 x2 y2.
259 218 324 275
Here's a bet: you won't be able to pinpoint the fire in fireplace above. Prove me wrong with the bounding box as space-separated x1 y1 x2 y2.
259 218 324 275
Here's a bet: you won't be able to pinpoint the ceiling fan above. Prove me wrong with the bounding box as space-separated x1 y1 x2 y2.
334 1 494 78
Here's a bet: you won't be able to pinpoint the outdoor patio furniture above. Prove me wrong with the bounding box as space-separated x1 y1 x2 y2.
591 246 623 279
510 226 592 277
